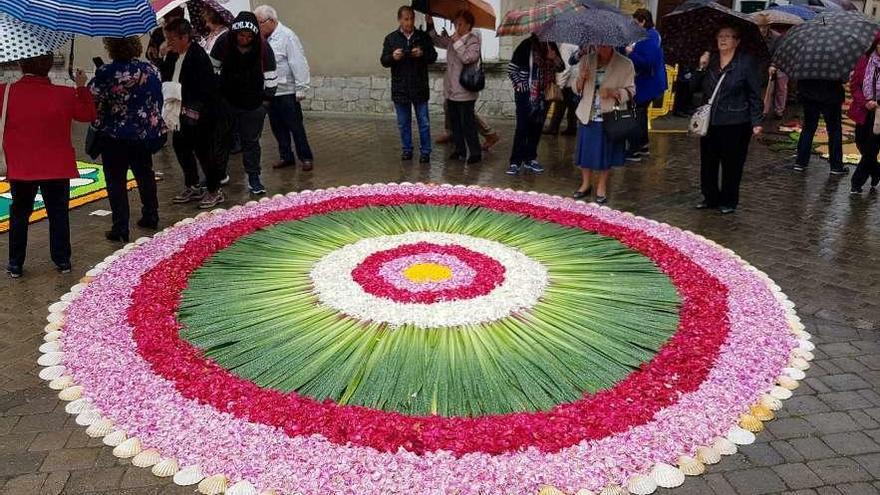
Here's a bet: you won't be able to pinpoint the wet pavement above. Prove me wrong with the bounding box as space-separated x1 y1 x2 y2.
0 114 878 495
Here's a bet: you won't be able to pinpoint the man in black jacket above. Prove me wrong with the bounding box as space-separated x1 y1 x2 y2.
381 6 438 163
164 18 226 209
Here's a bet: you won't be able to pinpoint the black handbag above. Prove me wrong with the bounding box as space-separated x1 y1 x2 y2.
85 126 106 160
602 91 638 142
459 48 486 93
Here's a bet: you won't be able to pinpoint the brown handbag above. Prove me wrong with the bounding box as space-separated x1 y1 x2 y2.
545 81 563 102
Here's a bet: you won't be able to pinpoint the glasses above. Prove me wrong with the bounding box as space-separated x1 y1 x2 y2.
259 18 272 25
717 34 738 40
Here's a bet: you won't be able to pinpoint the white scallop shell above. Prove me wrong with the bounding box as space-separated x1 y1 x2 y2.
102 429 127 446
651 463 685 488
778 376 799 390
135 237 151 245
152 458 179 477
627 474 657 495
198 474 228 495
790 357 810 371
132 449 161 468
258 197 270 203
60 292 75 302
791 348 814 361
727 426 757 445
85 268 102 277
47 301 69 314
64 398 91 414
58 385 83 401
798 340 815 351
48 376 74 391
85 418 114 438
44 321 63 332
174 466 204 486
538 486 565 495
37 352 64 366
75 409 102 426
44 331 63 342
760 394 784 411
226 480 258 495
39 341 62 353
783 367 806 380
770 386 793 400
39 365 66 381
69 283 87 294
598 485 626 495
713 436 738 455
112 437 141 458
696 445 721 465
575 490 596 495
677 455 705 476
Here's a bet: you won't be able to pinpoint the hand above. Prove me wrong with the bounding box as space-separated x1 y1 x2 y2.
699 51 710 70
296 94 306 102
393 48 404 61
867 100 878 110
74 68 87 88
625 44 634 55
753 126 763 136
600 88 617 100
769 66 777 75
159 41 169 58
411 46 423 58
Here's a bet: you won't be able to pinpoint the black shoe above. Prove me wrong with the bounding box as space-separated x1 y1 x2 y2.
561 127 578 136
572 187 592 199
105 230 130 243
56 263 72 274
595 196 608 205
542 128 559 135
695 202 715 210
419 154 431 164
830 166 849 176
625 153 642 163
871 176 880 189
851 187 863 195
6 265 22 278
401 151 414 161
137 218 158 230
792 164 806 172
719 206 737 214
466 155 482 165
448 152 465 162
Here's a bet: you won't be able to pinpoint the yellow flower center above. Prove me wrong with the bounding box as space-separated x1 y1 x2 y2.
403 263 453 283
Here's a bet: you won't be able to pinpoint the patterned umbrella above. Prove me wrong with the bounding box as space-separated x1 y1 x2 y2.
750 9 804 26
773 11 880 81
151 0 235 38
537 8 646 47
0 0 157 36
767 4 817 21
496 0 582 37
660 1 768 67
0 12 71 63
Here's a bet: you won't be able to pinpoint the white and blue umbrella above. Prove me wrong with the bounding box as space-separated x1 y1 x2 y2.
0 12 71 63
0 0 157 37
537 8 646 48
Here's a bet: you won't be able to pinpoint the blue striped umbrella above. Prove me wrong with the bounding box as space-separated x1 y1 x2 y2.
0 0 157 37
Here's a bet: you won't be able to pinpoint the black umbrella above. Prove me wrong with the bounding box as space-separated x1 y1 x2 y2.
537 8 646 47
773 11 880 81
660 1 768 67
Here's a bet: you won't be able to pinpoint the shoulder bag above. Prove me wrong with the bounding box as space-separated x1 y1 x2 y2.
689 72 727 137
459 35 485 93
0 83 10 176
602 89 638 142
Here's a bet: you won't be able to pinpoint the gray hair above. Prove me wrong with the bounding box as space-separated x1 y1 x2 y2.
253 5 278 21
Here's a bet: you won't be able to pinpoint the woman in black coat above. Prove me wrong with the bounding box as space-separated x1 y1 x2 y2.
692 25 763 214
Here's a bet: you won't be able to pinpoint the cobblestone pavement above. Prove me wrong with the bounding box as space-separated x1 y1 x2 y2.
0 114 878 495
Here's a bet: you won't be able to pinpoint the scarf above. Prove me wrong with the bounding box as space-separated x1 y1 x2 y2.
529 50 556 107
864 52 880 101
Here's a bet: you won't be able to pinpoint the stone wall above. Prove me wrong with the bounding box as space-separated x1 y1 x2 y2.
1 61 518 118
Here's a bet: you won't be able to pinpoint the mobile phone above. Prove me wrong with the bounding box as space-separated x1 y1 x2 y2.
92 57 105 68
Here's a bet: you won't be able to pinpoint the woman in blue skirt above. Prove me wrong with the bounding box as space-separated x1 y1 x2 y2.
571 45 635 204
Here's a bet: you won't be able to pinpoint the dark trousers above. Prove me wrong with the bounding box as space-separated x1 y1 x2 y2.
268 94 314 163
796 99 843 169
545 88 578 133
217 100 267 178
8 180 70 269
447 99 481 160
102 138 158 236
852 113 880 190
510 92 547 164
700 123 752 209
173 119 221 192
626 101 650 154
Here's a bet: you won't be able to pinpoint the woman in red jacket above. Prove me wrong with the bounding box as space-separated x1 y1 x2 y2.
850 33 880 194
1 54 96 278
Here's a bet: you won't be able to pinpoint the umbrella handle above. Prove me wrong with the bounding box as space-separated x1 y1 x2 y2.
68 38 75 80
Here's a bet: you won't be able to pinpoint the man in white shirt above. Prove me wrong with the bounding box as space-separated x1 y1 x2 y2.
255 5 315 172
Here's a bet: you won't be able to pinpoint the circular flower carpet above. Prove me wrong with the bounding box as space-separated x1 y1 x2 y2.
38 184 812 495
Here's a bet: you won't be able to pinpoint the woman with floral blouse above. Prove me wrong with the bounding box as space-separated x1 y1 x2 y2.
89 36 167 243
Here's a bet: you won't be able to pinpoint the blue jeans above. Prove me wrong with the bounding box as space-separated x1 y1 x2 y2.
394 101 432 155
